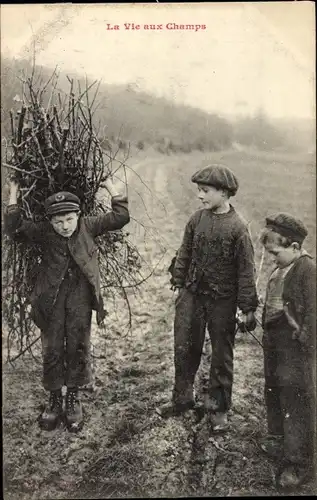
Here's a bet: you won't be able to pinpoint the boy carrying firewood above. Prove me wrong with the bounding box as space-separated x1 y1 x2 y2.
4 177 130 432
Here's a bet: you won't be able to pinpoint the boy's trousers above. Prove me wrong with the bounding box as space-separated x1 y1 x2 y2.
40 268 93 391
173 288 237 412
263 317 316 467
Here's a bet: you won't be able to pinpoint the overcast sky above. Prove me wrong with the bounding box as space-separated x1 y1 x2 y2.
1 3 315 120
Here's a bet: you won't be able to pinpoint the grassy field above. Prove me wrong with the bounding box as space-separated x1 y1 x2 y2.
3 148 316 499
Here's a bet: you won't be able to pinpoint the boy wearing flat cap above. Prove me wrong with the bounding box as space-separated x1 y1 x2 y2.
259 213 316 489
5 178 130 432
159 164 258 430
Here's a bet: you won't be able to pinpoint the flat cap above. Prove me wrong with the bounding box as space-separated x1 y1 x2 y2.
191 164 239 196
265 212 308 243
45 191 80 217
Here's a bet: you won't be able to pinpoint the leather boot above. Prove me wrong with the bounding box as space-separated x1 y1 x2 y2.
65 388 83 432
210 412 229 433
39 389 63 431
277 463 312 490
258 435 283 459
156 399 196 418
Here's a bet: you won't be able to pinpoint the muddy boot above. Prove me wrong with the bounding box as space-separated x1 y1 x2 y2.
277 463 311 490
39 389 63 431
156 384 197 418
210 412 229 433
156 399 196 418
65 388 84 432
258 435 283 459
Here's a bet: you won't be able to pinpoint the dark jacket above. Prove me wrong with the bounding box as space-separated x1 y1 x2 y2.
263 253 316 351
172 205 258 313
4 196 130 328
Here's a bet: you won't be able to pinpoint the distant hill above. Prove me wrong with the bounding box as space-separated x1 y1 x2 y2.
0 56 233 154
1 56 315 155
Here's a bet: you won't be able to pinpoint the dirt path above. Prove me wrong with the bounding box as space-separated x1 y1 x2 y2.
3 150 316 499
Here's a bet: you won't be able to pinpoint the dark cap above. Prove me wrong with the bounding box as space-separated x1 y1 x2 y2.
191 164 239 196
45 192 80 217
265 213 308 243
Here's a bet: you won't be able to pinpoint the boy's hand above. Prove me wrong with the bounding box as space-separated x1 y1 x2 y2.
237 310 257 332
292 326 309 347
243 311 257 331
9 179 19 189
7 178 20 205
103 176 120 197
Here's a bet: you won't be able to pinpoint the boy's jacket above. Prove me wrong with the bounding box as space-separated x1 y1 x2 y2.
4 196 130 329
171 206 258 313
263 253 316 350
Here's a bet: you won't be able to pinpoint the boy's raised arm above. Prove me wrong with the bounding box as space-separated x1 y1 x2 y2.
85 177 130 237
8 179 19 205
4 180 45 242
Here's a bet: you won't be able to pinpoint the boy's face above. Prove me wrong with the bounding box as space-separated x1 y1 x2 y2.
197 184 226 210
264 241 299 269
50 211 79 238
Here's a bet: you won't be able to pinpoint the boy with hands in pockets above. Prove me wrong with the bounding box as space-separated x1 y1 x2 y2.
259 213 316 490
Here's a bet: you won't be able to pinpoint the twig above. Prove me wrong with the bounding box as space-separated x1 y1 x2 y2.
21 180 37 200
17 105 26 145
58 127 69 181
208 437 245 457
2 163 42 179
6 334 41 364
32 133 53 185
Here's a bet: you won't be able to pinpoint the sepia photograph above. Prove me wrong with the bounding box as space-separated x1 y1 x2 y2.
1 2 316 498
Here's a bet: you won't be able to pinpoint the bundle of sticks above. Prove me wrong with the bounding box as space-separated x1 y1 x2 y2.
2 69 142 362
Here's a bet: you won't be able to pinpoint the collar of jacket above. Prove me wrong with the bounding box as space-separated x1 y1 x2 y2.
270 250 313 275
